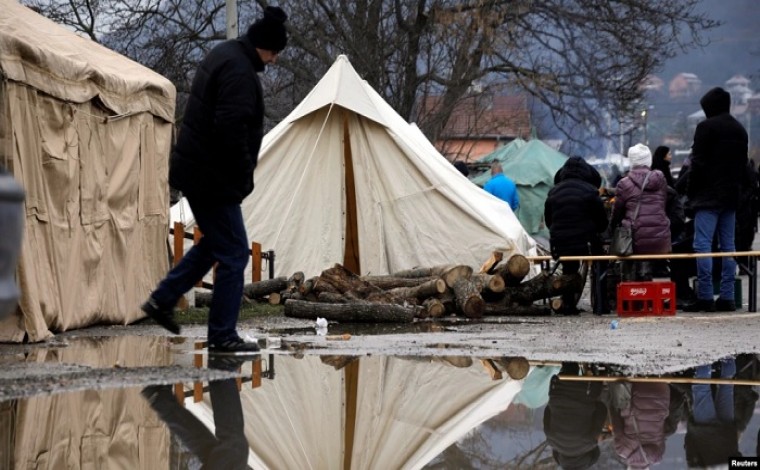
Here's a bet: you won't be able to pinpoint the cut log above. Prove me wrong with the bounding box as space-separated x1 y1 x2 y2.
286 271 305 292
281 291 304 302
321 355 359 370
495 357 531 380
437 292 457 315
503 271 583 306
392 264 473 287
483 302 551 316
550 297 564 313
497 254 531 286
319 264 400 303
268 292 282 305
388 278 447 300
316 291 361 304
312 277 340 295
422 297 446 318
438 356 473 368
195 290 212 308
452 278 485 318
438 265 474 288
471 273 505 293
481 359 503 380
478 250 504 274
299 277 317 296
361 275 438 290
243 277 288 299
284 299 417 323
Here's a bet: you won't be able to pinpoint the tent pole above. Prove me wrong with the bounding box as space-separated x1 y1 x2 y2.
342 112 361 274
343 359 360 470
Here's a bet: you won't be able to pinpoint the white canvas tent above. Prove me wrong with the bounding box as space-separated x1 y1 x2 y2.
229 55 536 279
187 355 526 469
0 0 176 341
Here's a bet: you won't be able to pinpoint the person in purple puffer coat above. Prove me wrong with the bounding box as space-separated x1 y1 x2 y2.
611 143 671 281
609 382 671 469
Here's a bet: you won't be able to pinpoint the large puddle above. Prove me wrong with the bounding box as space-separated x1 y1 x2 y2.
0 336 757 469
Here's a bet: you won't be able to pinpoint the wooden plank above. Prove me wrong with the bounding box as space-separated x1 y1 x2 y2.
251 242 262 283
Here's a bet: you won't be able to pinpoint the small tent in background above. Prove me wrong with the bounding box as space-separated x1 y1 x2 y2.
232 55 536 279
0 0 176 341
471 140 568 239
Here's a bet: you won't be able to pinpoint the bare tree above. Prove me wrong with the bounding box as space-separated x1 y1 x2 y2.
24 0 717 144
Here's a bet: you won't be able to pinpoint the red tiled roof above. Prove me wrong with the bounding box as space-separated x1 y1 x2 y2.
418 95 531 139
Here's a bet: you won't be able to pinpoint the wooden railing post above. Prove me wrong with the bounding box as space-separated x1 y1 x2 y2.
251 242 262 283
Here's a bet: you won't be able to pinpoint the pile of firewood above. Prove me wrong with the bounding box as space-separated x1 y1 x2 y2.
193 252 583 323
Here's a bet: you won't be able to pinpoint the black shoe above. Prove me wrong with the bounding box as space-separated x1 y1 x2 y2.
714 298 737 312
141 298 180 334
209 336 260 354
141 384 176 406
208 355 249 371
682 299 716 313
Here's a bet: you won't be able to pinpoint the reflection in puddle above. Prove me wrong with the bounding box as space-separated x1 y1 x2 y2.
0 337 757 468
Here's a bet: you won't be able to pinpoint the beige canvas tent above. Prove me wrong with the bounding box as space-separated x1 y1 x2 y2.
203 54 534 280
186 355 526 469
0 0 176 342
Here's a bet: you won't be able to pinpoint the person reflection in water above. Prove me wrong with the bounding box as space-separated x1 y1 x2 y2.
141 357 249 469
608 382 670 469
543 363 607 469
684 357 740 467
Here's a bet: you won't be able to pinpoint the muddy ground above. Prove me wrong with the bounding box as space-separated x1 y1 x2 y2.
0 308 756 402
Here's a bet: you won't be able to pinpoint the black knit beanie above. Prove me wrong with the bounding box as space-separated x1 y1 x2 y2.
247 6 288 52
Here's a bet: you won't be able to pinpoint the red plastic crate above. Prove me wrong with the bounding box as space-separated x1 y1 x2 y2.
616 281 676 317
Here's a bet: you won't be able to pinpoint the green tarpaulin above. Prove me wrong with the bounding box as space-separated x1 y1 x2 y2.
471 140 568 237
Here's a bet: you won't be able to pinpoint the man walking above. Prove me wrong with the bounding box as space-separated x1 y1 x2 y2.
142 6 289 352
684 87 748 312
484 162 520 212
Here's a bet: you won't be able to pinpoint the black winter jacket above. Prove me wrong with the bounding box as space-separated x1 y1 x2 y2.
545 157 609 255
170 35 266 206
687 87 748 211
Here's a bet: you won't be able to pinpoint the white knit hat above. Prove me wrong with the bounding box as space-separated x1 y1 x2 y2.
628 143 652 168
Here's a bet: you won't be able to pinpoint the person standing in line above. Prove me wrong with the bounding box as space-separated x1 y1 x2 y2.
141 6 289 352
684 87 748 312
610 143 671 282
484 162 520 212
651 145 676 188
545 157 608 315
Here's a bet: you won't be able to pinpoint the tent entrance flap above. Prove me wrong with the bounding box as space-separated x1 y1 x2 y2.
343 112 360 274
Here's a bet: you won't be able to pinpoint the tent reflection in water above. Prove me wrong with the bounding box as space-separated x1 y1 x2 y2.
186 355 526 470
0 0 176 341
0 337 173 469
174 54 537 280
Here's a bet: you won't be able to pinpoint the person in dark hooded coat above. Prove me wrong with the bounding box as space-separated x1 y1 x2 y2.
684 87 748 313
545 157 608 314
141 6 289 352
544 364 607 470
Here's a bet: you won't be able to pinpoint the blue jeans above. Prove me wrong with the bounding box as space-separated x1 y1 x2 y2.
152 202 249 344
691 358 735 424
693 209 736 301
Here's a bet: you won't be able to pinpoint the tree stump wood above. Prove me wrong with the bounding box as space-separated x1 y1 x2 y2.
284 299 417 323
452 278 485 318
